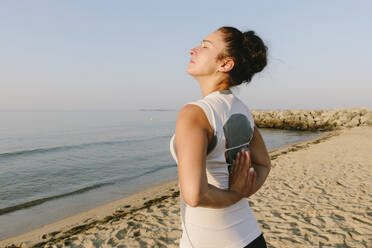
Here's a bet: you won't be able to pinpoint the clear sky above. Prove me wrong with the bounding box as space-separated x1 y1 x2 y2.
1 0 371 111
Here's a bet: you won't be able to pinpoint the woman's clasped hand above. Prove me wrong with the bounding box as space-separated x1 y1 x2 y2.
229 149 257 198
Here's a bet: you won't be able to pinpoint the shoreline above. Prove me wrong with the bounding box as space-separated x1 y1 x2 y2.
0 129 339 247
1 178 181 247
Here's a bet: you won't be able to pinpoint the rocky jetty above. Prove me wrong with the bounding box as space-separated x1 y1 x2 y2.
252 108 372 131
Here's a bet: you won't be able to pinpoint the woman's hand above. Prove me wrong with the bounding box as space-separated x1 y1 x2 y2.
228 149 257 198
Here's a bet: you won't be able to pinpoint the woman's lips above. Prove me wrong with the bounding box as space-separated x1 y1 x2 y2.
190 59 195 64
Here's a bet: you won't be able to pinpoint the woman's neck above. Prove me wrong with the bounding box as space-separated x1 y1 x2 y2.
194 75 230 97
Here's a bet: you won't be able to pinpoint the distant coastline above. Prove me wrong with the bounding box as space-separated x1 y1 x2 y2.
138 108 177 112
141 107 372 131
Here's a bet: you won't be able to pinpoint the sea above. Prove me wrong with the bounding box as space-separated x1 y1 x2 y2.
0 110 321 240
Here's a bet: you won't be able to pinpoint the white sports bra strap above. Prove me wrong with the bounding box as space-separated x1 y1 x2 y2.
203 100 217 135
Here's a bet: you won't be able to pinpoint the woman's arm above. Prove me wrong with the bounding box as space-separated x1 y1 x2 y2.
247 126 272 195
175 104 242 208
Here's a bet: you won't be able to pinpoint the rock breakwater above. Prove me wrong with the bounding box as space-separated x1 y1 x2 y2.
252 108 372 131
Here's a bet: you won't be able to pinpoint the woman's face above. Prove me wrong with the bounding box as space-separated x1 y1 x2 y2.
187 30 226 77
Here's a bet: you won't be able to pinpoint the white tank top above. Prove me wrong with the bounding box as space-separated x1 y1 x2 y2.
170 89 262 248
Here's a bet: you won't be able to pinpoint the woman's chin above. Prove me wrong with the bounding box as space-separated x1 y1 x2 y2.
186 67 194 75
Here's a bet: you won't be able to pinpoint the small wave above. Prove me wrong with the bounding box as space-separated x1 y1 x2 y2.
140 163 175 176
0 135 171 160
0 182 114 216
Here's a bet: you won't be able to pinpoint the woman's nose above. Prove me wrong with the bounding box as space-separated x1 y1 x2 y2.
189 47 198 55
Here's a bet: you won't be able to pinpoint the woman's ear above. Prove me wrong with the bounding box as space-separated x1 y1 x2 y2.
217 58 234 73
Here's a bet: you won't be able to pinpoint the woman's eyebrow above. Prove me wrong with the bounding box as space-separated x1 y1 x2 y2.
202 40 214 46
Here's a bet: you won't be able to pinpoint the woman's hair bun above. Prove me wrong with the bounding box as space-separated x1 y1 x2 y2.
217 27 268 86
241 31 267 74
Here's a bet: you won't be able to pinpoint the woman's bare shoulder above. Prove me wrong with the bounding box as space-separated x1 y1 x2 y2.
176 104 209 128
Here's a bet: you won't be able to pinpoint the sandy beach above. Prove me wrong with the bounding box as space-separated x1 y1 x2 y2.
2 126 371 248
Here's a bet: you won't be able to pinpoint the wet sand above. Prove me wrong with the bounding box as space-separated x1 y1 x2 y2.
1 126 371 248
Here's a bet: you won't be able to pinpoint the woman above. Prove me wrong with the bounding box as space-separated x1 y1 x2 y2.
170 26 272 248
